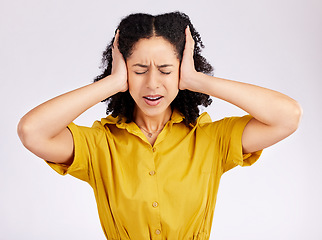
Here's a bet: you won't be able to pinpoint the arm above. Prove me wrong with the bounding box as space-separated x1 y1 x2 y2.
180 27 302 154
17 30 128 164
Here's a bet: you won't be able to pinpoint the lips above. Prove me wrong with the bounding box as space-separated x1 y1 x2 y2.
143 95 163 106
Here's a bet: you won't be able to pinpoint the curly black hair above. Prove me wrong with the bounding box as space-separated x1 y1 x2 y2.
94 11 213 125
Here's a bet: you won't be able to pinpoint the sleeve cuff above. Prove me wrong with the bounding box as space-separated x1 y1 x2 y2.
45 122 86 177
228 115 263 167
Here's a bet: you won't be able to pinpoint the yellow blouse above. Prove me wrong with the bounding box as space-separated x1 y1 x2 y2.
47 109 262 240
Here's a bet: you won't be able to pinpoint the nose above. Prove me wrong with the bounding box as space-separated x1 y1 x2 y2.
146 68 160 90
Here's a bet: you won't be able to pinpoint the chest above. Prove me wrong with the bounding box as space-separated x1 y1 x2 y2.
91 128 222 235
98 132 219 201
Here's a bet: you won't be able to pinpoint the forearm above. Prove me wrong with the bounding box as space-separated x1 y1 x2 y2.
18 75 122 142
180 28 302 153
192 72 302 129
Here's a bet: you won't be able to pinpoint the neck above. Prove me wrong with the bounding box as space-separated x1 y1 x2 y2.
133 107 172 133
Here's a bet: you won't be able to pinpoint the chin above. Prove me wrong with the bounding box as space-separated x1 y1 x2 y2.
135 102 172 118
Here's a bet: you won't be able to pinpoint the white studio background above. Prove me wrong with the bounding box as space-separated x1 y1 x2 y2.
0 0 321 239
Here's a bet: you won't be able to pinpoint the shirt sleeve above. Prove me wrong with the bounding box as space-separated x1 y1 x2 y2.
222 115 262 172
45 122 104 183
200 115 262 173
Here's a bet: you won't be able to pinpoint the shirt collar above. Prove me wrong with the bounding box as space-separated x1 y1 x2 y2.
100 108 211 133
101 108 185 129
100 109 211 146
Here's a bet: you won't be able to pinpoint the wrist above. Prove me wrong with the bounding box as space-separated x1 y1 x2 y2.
103 74 128 95
181 71 208 94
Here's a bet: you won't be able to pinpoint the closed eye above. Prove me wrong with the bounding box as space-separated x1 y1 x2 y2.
160 71 171 75
135 71 147 75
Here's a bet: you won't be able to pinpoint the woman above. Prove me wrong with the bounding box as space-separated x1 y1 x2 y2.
17 12 302 240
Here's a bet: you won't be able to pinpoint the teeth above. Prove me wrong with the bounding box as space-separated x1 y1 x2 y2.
145 96 162 100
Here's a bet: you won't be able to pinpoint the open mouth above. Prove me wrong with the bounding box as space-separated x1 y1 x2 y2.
143 96 163 101
143 95 164 106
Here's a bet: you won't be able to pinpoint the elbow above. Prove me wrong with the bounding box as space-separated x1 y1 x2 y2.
17 117 29 147
286 100 303 134
17 117 37 149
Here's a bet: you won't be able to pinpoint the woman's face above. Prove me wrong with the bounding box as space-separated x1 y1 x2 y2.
126 36 180 119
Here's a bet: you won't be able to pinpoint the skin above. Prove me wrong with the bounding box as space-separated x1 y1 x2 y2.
126 36 180 144
180 27 302 153
17 27 302 165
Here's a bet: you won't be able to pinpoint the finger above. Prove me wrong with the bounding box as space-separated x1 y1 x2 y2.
185 26 195 53
113 29 120 49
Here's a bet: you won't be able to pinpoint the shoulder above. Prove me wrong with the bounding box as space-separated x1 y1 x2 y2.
196 113 254 138
67 117 115 145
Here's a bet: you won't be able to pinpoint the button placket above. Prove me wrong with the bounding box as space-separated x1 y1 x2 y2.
149 146 157 176
148 144 162 237
152 201 159 208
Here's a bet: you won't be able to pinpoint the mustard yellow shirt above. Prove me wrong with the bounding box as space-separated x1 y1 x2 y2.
47 109 262 240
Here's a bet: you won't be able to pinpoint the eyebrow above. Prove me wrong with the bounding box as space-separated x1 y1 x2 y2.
158 64 173 68
132 63 173 68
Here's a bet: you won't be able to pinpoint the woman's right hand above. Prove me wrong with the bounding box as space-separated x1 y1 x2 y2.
110 30 128 92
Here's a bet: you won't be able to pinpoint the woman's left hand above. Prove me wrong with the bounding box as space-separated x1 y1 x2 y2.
179 26 201 92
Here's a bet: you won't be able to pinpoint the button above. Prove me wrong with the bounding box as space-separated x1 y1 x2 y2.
152 147 156 152
155 229 161 235
152 201 159 208
149 170 156 176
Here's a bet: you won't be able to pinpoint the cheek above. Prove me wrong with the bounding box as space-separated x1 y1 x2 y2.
166 75 180 95
127 75 147 101
170 72 180 87
127 74 138 95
